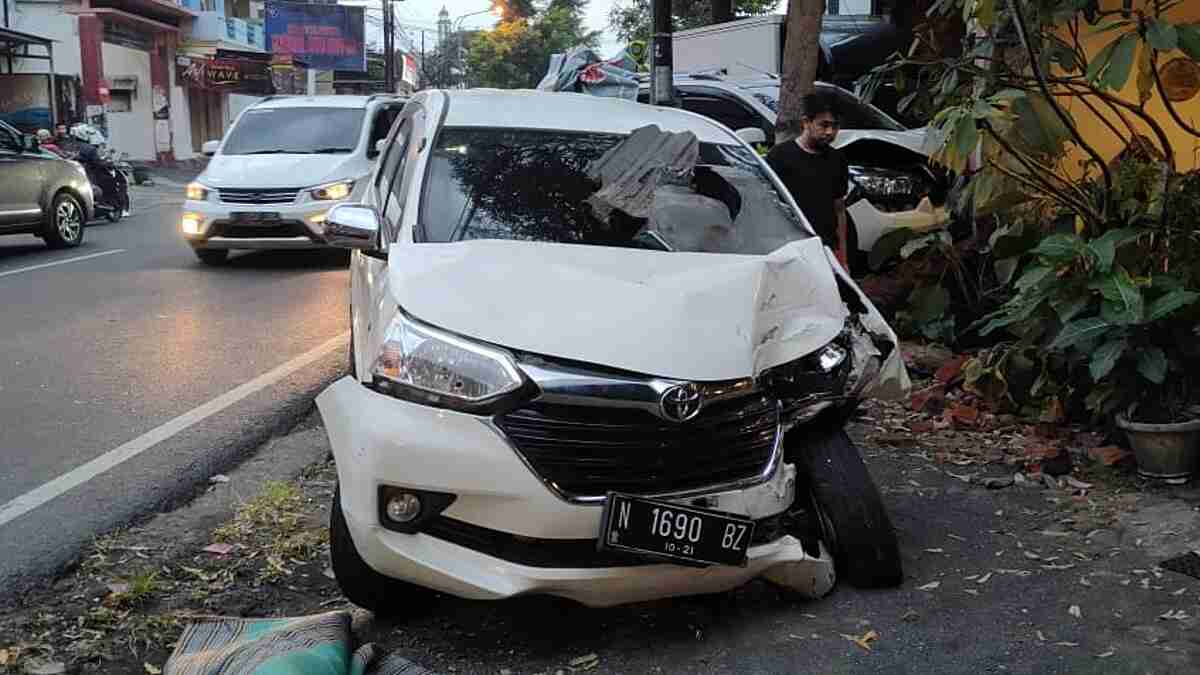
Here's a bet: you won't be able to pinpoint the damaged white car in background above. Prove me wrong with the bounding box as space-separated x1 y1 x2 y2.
316 89 911 613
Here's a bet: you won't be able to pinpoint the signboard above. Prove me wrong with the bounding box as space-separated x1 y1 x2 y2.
402 53 418 87
176 56 275 95
265 1 366 72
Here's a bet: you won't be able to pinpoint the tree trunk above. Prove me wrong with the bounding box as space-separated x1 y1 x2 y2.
711 0 734 24
775 0 825 144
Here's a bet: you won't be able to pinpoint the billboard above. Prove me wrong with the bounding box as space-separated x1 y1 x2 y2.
265 1 366 72
402 53 418 87
176 56 276 95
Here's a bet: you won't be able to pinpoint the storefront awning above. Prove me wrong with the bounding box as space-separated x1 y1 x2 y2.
0 27 55 65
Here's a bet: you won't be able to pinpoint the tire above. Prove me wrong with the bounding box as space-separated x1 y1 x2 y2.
329 485 431 614
193 248 229 266
789 424 902 588
43 192 85 248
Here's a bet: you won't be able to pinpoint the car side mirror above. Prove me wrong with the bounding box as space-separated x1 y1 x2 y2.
735 128 767 146
325 203 381 250
202 140 220 156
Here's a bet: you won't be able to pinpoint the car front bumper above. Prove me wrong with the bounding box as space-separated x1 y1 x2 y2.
180 198 338 250
316 377 836 607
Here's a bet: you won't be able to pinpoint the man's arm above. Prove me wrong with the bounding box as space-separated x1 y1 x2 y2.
833 197 849 270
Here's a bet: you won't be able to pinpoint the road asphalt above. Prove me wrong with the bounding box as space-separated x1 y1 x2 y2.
0 180 350 598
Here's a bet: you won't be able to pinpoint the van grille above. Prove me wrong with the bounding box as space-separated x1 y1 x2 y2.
218 188 300 205
495 395 779 499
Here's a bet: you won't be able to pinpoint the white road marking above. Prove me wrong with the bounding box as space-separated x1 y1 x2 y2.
0 331 349 527
0 249 126 279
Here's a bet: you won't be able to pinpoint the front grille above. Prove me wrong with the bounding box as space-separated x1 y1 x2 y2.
424 511 789 568
218 188 300 205
495 395 779 498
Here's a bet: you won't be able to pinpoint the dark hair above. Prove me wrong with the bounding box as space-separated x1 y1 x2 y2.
801 90 841 122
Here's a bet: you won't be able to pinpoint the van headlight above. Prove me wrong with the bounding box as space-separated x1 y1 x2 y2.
310 179 355 202
186 182 210 201
369 311 527 412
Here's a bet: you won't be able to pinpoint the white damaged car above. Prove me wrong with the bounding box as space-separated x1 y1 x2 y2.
316 89 912 612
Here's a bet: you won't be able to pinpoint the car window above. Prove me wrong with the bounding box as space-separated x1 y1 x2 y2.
378 118 412 240
419 127 808 255
679 94 765 136
366 104 403 159
0 128 20 153
221 107 367 155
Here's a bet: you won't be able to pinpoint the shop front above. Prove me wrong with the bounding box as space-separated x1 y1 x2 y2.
175 50 273 154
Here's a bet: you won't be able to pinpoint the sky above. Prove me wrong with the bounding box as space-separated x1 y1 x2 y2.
363 0 628 58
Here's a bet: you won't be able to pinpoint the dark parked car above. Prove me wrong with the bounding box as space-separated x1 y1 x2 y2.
0 120 94 248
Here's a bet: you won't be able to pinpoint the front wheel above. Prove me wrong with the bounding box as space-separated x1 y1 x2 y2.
789 424 902 588
330 485 432 615
43 192 84 248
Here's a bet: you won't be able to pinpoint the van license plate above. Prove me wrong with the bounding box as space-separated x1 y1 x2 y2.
598 493 755 567
230 212 281 224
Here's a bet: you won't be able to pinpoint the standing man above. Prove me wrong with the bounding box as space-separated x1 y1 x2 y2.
766 90 851 271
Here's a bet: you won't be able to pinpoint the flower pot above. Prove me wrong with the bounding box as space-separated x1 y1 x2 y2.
1115 414 1200 484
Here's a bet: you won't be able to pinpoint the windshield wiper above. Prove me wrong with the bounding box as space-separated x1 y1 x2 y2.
240 150 289 155
311 147 354 154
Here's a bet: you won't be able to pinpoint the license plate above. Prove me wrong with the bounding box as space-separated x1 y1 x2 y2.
230 211 281 224
598 493 755 567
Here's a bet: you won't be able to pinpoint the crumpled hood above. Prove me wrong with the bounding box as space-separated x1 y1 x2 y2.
201 154 365 189
388 237 905 390
835 128 933 157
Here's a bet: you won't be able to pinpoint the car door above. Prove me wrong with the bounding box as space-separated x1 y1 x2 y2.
0 125 45 228
351 102 421 380
365 102 405 162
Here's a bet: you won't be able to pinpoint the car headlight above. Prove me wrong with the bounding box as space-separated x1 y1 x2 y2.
310 179 355 202
849 167 924 200
370 310 527 412
186 182 210 201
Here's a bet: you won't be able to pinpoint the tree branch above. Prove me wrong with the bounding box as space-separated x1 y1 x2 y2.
1007 0 1113 216
1048 78 1176 173
983 128 1103 225
1073 91 1134 147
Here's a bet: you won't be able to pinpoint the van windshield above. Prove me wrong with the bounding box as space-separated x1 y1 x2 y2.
419 127 811 255
221 107 366 155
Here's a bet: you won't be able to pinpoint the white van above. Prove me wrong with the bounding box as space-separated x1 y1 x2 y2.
179 94 407 265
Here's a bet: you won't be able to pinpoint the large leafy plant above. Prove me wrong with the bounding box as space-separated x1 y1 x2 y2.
861 0 1200 423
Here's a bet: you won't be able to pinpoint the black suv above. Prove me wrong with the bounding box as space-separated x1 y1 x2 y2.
0 121 95 248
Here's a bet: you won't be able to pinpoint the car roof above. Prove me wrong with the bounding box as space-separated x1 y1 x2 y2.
438 89 741 145
252 95 392 110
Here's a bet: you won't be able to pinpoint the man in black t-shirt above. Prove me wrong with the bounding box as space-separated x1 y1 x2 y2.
765 90 850 270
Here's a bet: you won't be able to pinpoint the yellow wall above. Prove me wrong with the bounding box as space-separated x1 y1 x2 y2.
1060 0 1200 172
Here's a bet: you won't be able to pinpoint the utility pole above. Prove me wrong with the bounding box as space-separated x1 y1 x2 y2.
650 0 675 106
383 0 394 92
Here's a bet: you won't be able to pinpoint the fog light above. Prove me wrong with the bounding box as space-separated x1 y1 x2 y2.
816 344 848 372
181 214 202 235
384 493 422 523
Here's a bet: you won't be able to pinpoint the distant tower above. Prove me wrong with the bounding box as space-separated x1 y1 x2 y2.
437 7 451 47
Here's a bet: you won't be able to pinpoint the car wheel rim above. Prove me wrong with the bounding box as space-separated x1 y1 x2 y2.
57 200 81 241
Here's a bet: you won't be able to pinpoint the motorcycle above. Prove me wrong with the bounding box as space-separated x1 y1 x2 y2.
87 147 132 223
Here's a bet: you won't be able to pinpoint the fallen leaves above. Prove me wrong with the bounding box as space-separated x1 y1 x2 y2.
569 653 599 671
1087 446 1132 466
918 581 941 591
202 543 234 556
0 648 9 666
1159 609 1189 621
840 629 879 652
1068 605 1082 618
144 663 163 674
1097 649 1115 659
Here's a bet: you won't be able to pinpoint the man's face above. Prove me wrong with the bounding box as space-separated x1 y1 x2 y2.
802 112 840 149
55 125 67 138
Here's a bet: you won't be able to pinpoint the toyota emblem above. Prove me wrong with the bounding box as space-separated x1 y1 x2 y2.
659 383 703 423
